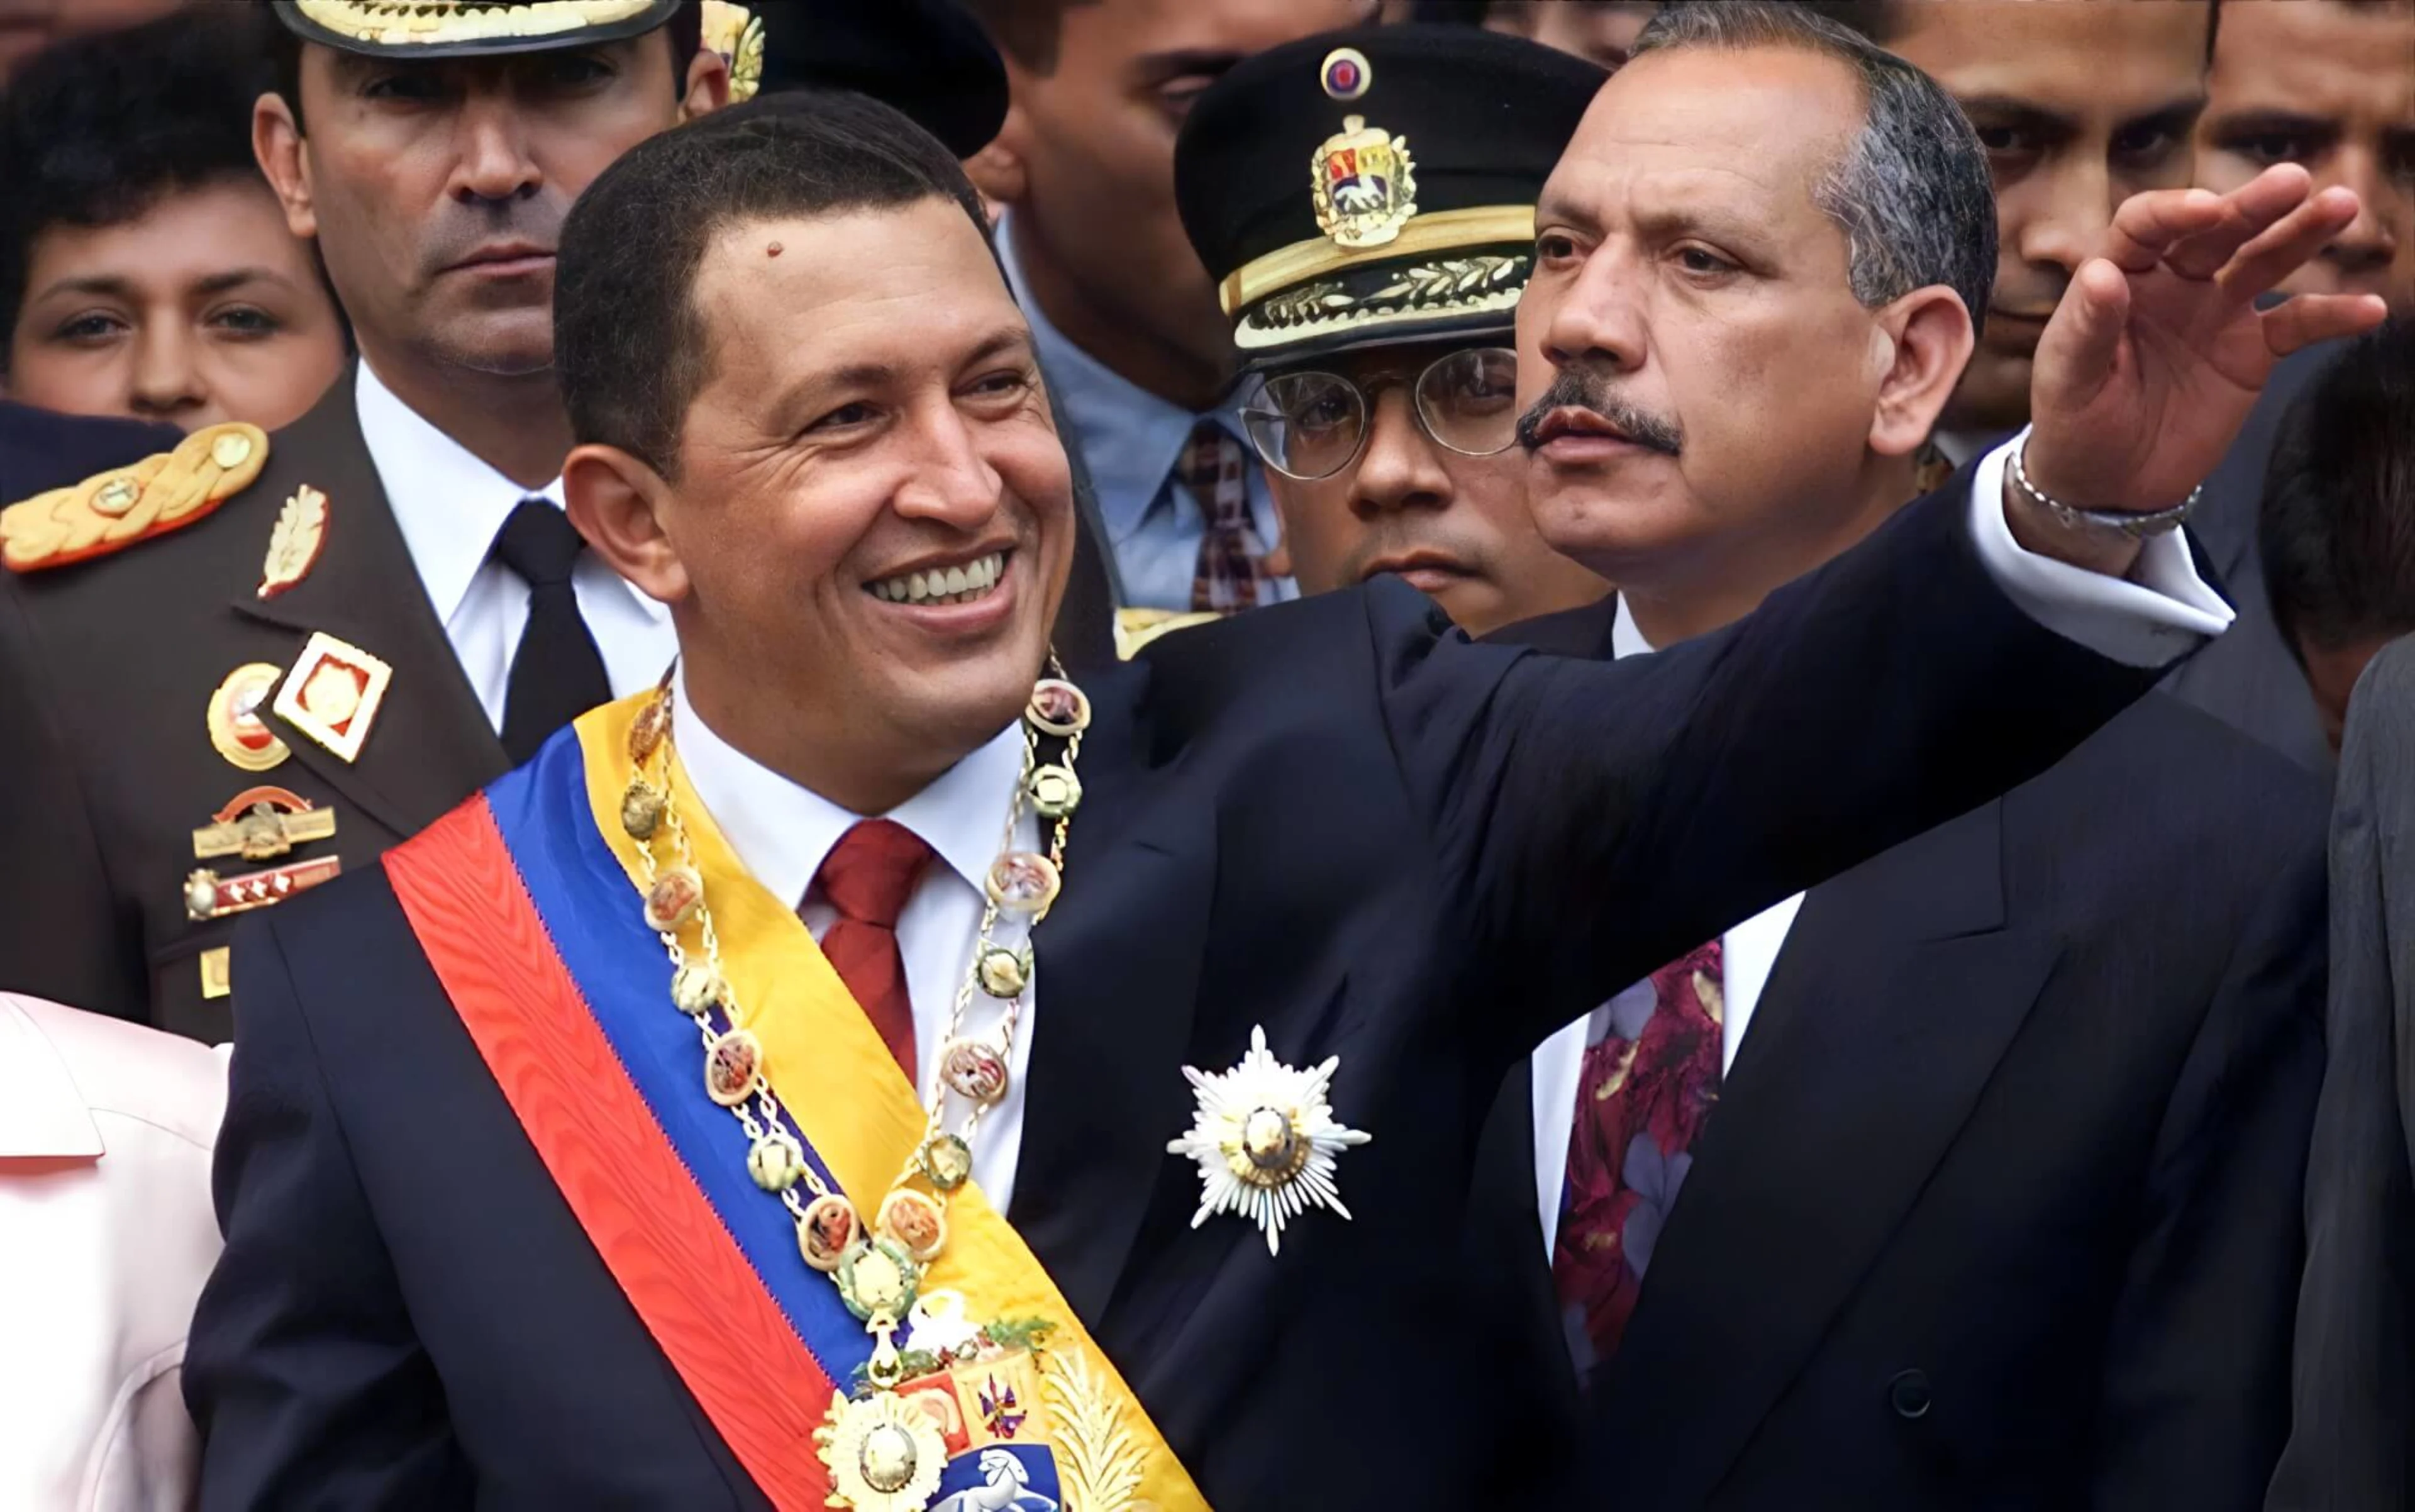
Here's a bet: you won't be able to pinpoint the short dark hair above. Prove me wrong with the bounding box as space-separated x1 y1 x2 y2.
2262 322 2415 656
269 0 704 131
1629 1 1997 338
555 91 992 478
0 6 283 365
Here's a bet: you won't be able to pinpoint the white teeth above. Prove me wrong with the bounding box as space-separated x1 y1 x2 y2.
869 552 1006 606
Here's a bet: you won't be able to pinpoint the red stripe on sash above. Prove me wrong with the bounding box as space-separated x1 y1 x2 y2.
387 798 834 1508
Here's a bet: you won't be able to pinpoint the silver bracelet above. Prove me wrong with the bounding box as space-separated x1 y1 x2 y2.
2009 442 2200 541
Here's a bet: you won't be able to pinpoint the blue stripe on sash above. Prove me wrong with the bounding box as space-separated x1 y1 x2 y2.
483 732 874 1386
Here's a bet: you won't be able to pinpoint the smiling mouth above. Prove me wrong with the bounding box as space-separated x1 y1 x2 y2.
866 550 1008 606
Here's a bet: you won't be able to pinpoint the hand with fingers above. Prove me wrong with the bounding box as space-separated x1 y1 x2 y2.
2007 164 2391 575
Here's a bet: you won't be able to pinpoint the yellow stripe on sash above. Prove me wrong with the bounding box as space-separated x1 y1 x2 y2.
574 696 1210 1512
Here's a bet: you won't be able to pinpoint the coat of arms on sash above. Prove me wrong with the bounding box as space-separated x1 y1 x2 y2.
1311 114 1418 249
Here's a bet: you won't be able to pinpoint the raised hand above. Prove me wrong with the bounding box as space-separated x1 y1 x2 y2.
2012 165 2388 569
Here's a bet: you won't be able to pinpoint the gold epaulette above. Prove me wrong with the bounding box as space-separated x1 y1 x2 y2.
1114 607 1225 660
1 423 267 573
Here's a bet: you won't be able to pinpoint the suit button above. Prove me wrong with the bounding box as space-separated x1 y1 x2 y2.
1889 1369 1933 1420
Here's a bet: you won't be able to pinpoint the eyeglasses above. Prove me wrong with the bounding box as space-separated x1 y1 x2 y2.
1239 346 1520 482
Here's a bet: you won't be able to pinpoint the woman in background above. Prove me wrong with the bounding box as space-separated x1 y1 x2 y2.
0 7 346 434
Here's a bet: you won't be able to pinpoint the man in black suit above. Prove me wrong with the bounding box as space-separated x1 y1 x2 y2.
0 399 175 502
1460 5 2335 1506
185 17 2383 1510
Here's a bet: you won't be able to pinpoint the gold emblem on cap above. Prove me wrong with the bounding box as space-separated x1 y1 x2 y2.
271 631 393 764
208 662 292 773
258 484 328 599
1311 114 1418 250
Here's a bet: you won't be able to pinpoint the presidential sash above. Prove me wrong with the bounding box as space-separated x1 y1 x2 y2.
386 695 1208 1512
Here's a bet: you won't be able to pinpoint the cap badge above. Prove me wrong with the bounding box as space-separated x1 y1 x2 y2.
1319 46 1371 101
1311 114 1418 250
699 2 765 104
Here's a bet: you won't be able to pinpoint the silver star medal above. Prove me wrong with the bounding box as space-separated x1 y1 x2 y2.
1166 1025 1371 1255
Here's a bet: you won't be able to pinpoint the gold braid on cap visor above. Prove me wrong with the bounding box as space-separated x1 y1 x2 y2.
293 0 658 45
1218 204 1538 316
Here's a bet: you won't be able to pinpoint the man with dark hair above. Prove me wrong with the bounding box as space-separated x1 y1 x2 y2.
960 0 1370 623
1873 0 2216 447
0 6 349 433
2260 321 2415 747
2199 0 2414 315
1450 3 2335 1506
187 20 2376 1506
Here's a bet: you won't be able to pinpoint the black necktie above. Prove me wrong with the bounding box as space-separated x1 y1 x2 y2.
491 498 612 764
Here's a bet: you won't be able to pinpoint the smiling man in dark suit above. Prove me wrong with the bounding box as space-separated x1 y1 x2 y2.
1463 5 2336 1508
183 13 2385 1509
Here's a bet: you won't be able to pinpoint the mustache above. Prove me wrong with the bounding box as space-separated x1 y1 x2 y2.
1515 370 1684 457
418 191 569 275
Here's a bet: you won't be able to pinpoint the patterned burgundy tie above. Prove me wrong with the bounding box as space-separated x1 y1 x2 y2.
1176 418 1272 613
811 819 935 1081
1550 937 1725 1376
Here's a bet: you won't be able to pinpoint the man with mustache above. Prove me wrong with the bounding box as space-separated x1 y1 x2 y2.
1170 25 1609 638
0 1 1004 1040
1468 6 2336 1505
189 15 2377 1509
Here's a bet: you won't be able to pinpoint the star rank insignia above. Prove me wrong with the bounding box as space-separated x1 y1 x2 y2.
1167 1025 1371 1255
184 856 341 922
272 631 392 763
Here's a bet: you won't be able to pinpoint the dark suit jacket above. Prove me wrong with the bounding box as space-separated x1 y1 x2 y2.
0 379 511 1039
189 481 2176 1510
0 400 179 501
2157 342 2331 774
1471 596 2328 1509
2268 635 2415 1512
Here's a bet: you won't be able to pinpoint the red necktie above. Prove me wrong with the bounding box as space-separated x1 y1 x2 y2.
1550 937 1724 1376
1179 419 1271 613
812 819 934 1081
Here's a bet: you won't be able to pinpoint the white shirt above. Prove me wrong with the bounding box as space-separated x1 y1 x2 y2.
670 669 1043 1214
996 213 1297 613
1530 433 2233 1252
356 363 675 730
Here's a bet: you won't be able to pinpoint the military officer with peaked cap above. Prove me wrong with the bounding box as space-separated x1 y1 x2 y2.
1172 23 1613 640
0 0 1020 1042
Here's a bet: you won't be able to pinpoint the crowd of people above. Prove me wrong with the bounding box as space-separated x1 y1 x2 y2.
0 1 2410 1508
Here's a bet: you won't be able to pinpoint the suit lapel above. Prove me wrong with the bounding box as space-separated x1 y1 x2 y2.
231 381 508 838
1012 661 1214 1327
1593 799 2061 1504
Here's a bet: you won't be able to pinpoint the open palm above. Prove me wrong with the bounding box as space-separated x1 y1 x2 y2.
2023 165 2386 514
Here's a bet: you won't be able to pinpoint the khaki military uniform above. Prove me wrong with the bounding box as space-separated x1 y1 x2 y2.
0 377 509 1040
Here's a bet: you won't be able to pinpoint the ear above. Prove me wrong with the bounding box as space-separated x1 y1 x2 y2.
253 90 317 241
679 44 733 121
1867 285 1975 459
565 443 691 606
963 99 1032 208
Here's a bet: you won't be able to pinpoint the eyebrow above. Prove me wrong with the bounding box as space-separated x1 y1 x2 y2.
30 267 290 304
2203 107 2342 135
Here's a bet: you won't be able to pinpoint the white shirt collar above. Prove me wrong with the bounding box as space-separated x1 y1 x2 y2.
1611 595 1653 660
357 362 667 638
669 665 1028 908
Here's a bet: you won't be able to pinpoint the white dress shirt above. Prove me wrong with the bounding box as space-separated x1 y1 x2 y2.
996 214 1298 614
670 669 1043 1213
1530 433 2234 1252
355 363 675 730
